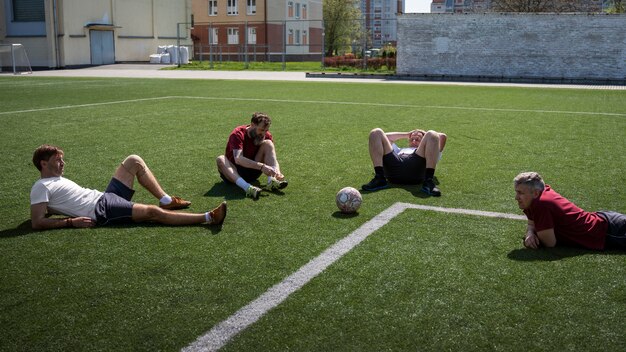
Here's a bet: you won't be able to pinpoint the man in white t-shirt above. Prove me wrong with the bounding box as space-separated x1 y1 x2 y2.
361 128 447 196
30 145 227 229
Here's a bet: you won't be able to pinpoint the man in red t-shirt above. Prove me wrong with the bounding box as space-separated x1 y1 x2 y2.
514 172 625 250
216 112 287 199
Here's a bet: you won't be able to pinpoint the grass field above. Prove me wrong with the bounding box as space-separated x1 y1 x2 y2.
0 76 624 352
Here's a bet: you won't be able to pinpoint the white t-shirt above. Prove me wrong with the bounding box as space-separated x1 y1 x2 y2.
392 143 443 161
30 177 103 220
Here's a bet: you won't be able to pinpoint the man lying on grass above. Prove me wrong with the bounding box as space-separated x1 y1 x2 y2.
30 144 226 229
514 172 625 250
361 128 447 196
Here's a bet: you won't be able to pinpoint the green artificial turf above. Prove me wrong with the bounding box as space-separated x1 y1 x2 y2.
0 76 624 351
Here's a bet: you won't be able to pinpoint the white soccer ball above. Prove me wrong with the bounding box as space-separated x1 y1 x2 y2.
336 187 362 214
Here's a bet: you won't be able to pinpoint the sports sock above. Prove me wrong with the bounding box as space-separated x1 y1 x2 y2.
159 195 172 205
374 166 385 179
425 168 435 181
235 177 251 191
267 175 273 185
205 212 212 223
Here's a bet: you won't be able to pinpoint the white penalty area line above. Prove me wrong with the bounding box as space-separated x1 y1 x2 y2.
1 95 625 118
183 202 526 352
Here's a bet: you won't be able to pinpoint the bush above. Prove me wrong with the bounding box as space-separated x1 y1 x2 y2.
324 55 395 71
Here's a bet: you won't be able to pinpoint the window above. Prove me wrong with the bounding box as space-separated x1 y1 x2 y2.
208 0 217 16
228 0 238 15
210 27 218 44
248 27 256 44
247 0 256 15
302 4 307 19
295 29 300 45
295 3 301 19
288 2 293 18
302 30 307 45
12 0 45 22
228 27 239 44
288 29 293 45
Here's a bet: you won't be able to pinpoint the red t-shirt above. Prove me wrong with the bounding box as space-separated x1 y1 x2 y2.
225 125 273 164
523 185 607 250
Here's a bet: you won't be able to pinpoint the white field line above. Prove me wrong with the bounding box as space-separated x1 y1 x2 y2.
1 95 625 117
183 202 526 352
0 96 177 115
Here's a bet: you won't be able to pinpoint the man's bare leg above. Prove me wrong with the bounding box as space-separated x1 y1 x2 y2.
362 128 394 191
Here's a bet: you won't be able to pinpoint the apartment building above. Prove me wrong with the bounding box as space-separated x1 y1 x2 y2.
359 0 405 48
0 0 192 68
191 0 322 61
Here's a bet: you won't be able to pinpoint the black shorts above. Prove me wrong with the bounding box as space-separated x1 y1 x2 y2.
597 211 626 249
383 151 426 185
94 178 135 226
220 164 263 183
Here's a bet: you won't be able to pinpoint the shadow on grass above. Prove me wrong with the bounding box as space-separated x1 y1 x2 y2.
331 211 360 219
360 177 441 199
204 181 286 200
507 246 625 261
0 218 224 238
0 220 36 238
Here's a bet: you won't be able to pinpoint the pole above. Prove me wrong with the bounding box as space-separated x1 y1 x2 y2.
11 44 16 74
282 21 286 71
177 23 181 67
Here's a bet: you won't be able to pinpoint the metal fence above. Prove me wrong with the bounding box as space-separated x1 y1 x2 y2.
189 19 398 71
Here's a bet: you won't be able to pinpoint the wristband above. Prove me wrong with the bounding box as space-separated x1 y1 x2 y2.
260 163 264 171
66 218 73 228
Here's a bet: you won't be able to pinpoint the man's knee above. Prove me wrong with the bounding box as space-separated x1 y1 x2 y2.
122 154 147 177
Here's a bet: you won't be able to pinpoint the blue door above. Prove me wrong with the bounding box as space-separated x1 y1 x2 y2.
90 30 115 65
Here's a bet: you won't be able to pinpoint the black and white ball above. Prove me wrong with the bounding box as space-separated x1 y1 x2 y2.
336 187 362 214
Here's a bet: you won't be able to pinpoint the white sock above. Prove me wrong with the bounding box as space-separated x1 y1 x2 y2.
160 194 172 205
205 212 212 223
235 177 250 191
267 176 273 185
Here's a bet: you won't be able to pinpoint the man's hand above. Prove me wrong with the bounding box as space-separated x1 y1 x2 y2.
523 232 541 249
261 164 281 178
70 217 95 228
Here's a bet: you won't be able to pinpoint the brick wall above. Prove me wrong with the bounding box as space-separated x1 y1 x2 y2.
397 13 626 81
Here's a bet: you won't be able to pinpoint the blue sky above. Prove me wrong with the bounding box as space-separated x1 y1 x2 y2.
405 0 431 13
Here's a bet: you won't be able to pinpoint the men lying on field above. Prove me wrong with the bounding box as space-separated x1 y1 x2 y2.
30 145 226 229
216 112 288 200
514 172 625 250
362 128 447 197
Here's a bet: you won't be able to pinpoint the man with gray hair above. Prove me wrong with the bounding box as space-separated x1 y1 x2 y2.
514 171 625 250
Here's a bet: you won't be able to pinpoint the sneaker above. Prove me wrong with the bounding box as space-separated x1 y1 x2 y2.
246 185 261 200
159 196 191 210
361 177 389 191
207 201 227 225
421 179 441 197
267 177 289 190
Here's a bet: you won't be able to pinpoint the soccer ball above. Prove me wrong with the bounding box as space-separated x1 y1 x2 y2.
336 187 362 214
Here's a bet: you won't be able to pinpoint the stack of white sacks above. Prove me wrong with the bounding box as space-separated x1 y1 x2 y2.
149 45 189 64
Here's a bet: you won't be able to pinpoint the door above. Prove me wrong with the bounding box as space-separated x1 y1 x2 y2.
90 30 115 65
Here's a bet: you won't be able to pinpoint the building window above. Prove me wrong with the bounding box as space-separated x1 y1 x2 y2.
247 0 256 15
302 4 307 19
288 29 293 45
210 27 218 44
295 29 300 45
248 27 256 44
288 2 293 18
208 0 218 16
12 0 45 22
228 27 239 44
295 3 301 19
228 0 238 15
302 30 307 45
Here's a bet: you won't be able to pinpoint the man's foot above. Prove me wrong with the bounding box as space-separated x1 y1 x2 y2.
362 177 389 192
246 185 261 200
159 196 191 210
267 177 288 190
421 179 441 197
207 201 227 225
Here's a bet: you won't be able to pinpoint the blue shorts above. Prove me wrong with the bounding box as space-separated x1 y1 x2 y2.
94 178 135 226
597 211 626 250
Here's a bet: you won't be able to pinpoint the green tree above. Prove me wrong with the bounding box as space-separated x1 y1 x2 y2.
489 0 602 12
606 0 625 13
323 0 363 57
